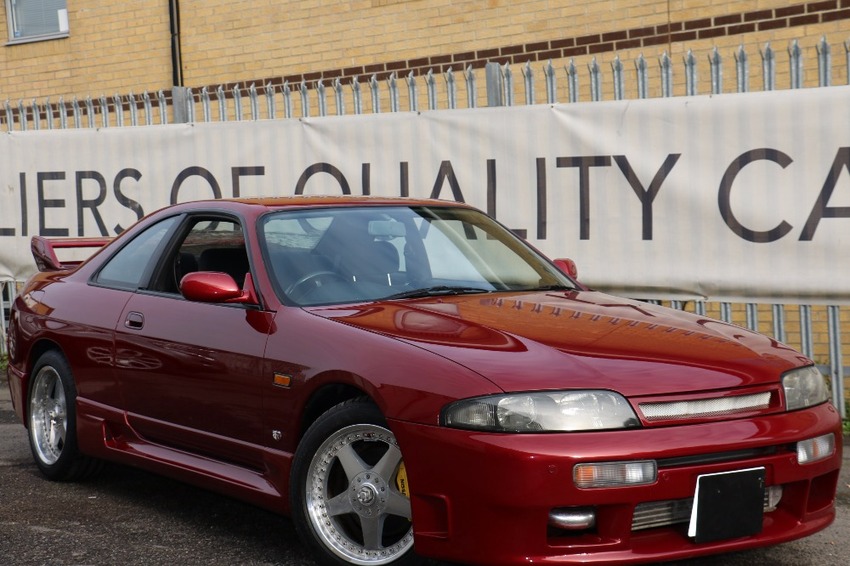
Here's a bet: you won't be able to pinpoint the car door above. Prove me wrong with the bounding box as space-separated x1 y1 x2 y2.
110 215 272 469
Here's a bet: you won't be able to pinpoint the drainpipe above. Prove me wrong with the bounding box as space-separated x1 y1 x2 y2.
169 0 183 87
169 0 189 122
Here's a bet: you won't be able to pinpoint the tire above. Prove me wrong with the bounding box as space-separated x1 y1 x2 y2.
27 350 102 481
291 398 422 566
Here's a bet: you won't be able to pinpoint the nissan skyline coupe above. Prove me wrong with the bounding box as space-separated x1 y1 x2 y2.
5 196 842 566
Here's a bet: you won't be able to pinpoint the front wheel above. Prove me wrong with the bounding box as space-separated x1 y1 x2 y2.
291 398 421 566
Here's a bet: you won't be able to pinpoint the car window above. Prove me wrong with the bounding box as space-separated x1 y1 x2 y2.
260 206 572 306
417 216 541 286
151 217 249 294
95 216 179 290
263 215 332 250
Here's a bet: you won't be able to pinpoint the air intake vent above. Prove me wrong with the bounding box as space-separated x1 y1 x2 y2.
632 488 779 531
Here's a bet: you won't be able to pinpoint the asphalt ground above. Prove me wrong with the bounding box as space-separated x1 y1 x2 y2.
1 374 847 566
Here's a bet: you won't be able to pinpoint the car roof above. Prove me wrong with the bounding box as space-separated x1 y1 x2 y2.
178 195 474 211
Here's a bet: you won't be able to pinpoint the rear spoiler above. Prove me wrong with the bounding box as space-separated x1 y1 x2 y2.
31 236 113 272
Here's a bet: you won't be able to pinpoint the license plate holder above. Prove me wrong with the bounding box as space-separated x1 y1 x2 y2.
688 467 765 543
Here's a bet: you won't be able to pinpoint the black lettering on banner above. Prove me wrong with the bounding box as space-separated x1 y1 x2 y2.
76 171 109 236
20 173 28 237
486 159 496 217
718 148 793 243
399 162 409 197
114 168 145 234
556 156 612 240
536 157 546 239
614 153 681 240
38 172 68 237
231 166 265 198
799 147 850 241
171 166 222 204
429 160 465 202
362 163 371 195
294 163 351 195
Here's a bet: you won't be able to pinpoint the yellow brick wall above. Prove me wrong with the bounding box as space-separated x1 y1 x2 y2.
0 1 172 100
1 2 847 104
176 1 849 88
176 0 661 86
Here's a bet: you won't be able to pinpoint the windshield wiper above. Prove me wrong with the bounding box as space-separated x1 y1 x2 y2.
538 284 575 291
384 285 492 300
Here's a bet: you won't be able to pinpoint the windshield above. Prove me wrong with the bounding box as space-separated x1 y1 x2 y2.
260 205 574 306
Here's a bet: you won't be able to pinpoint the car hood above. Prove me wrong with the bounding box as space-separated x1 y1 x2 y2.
307 290 808 397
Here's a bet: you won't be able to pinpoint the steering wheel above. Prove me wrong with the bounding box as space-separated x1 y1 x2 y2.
285 271 349 301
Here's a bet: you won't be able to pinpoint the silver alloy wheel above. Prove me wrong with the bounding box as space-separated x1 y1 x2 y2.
29 365 67 466
305 423 414 565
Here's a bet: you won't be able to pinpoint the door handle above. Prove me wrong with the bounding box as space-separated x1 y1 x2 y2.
125 311 145 330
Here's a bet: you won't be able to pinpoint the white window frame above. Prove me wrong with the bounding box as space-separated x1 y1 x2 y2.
5 0 68 44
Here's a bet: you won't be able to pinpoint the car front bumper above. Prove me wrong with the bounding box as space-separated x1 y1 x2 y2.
389 401 842 565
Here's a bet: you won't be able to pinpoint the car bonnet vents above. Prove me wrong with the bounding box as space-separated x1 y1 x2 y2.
638 391 772 421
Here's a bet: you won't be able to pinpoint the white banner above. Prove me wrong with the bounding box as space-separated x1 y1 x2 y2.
2 86 849 304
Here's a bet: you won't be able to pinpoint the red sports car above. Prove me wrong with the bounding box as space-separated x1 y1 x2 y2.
5 196 842 566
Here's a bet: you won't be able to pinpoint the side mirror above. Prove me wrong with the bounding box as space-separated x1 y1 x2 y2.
181 272 255 304
553 258 578 279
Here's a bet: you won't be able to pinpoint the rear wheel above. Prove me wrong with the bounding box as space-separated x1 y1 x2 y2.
28 350 101 481
291 398 421 566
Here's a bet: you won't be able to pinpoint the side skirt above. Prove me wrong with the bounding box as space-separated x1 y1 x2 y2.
75 397 294 516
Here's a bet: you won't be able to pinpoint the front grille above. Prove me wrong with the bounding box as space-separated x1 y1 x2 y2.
632 490 774 531
639 391 772 421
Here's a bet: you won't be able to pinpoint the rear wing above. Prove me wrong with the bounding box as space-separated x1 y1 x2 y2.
31 236 113 272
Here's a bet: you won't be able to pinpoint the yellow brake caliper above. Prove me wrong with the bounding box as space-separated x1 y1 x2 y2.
395 462 410 498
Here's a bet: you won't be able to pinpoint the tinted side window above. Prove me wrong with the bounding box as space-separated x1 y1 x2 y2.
95 217 178 290
175 219 248 289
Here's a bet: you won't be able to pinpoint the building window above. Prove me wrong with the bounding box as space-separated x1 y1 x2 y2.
6 0 68 43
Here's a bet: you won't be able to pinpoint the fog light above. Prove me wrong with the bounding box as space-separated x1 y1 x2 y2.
574 460 657 488
549 507 596 530
797 434 835 464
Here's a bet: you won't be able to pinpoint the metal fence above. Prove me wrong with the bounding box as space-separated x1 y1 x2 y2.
1 280 14 358
5 38 850 130
0 37 847 416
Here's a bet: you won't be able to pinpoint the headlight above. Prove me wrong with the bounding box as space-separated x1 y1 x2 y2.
441 390 641 432
782 366 830 411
